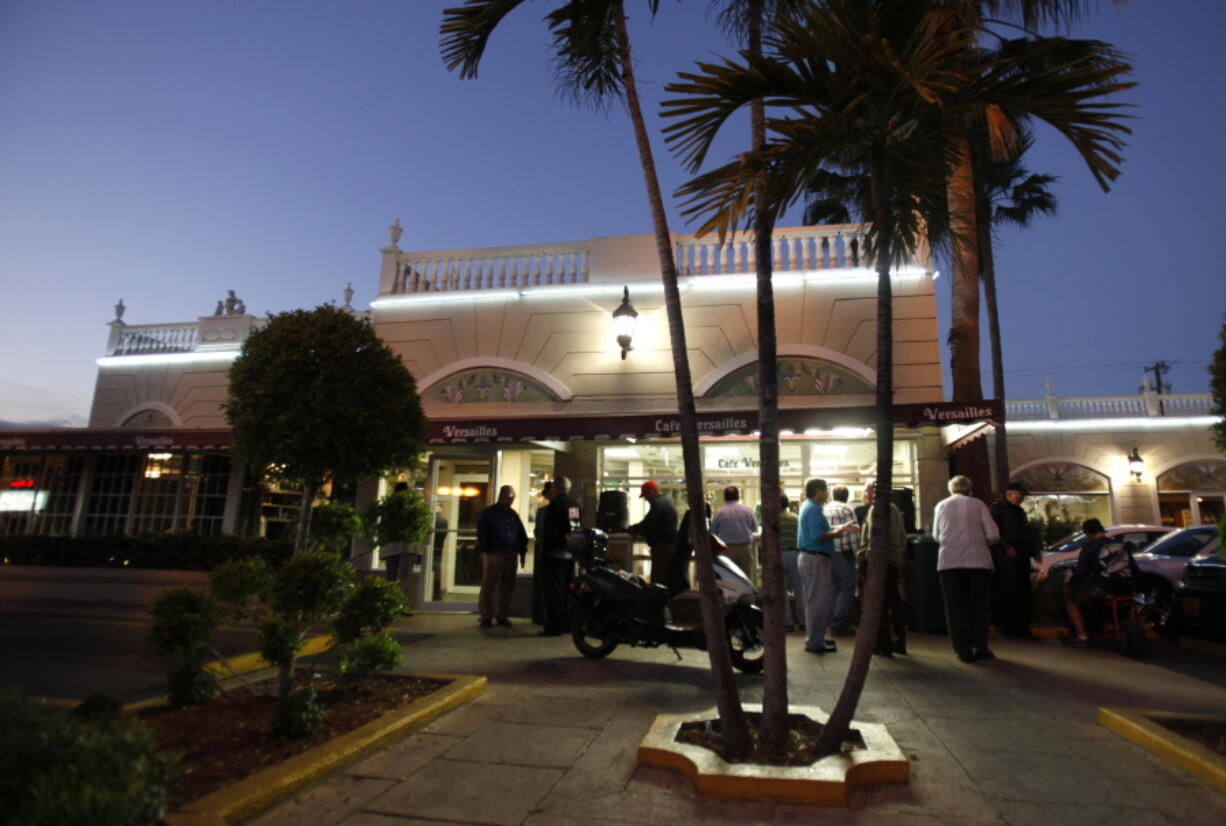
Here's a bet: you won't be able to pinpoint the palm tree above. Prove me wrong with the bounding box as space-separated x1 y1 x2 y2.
439 0 754 756
710 0 807 760
943 0 1125 497
973 128 1058 494
664 0 1132 753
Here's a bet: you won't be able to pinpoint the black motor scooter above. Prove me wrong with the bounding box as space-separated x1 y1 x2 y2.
565 527 764 673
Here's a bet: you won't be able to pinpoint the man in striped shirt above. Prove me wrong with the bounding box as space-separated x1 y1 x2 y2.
824 485 859 636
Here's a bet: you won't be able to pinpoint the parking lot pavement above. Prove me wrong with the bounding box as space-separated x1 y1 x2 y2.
0 611 263 704
249 613 1226 826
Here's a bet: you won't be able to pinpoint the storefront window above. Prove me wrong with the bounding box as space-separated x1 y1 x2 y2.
29 456 85 536
81 455 140 535
1013 462 1111 528
0 456 48 536
598 436 916 526
1157 460 1226 528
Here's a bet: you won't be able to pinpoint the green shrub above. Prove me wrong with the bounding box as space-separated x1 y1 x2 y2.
310 500 362 554
338 631 403 681
209 556 274 620
362 489 432 549
268 551 354 621
334 577 406 644
0 690 177 826
72 692 122 721
148 586 219 661
166 663 218 708
269 687 326 739
0 534 292 571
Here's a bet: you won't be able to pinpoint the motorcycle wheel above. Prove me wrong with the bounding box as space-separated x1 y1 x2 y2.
571 612 618 659
727 612 765 674
1122 615 1149 658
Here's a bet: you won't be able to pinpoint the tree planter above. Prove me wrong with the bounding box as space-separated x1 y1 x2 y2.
637 704 908 806
1098 707 1226 792
155 673 486 826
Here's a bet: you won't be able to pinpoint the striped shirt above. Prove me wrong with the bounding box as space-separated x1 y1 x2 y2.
823 500 858 554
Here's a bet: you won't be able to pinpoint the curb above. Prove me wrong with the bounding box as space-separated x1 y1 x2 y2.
637 704 909 806
203 633 334 680
164 672 487 826
1098 707 1226 792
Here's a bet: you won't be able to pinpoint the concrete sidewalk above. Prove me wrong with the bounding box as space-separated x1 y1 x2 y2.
252 613 1226 826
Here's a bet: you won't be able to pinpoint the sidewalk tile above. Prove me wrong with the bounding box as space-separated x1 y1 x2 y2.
442 720 596 769
993 801 1171 826
366 759 562 826
346 732 464 781
247 776 396 826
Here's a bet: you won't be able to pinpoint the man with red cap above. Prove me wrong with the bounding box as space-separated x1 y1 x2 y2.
629 481 678 582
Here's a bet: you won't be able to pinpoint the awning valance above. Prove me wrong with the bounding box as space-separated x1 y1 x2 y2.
0 428 232 453
426 400 1001 444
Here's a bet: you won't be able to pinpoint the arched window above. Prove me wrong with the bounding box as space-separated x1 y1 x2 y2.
1012 462 1111 528
1156 460 1226 528
422 369 560 405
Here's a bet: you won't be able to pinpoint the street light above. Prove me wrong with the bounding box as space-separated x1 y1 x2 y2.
1127 447 1144 481
612 286 638 360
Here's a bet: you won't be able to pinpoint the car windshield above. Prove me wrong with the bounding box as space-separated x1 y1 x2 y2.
1143 528 1215 557
1046 532 1087 554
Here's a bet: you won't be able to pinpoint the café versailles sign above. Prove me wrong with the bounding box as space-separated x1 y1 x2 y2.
430 401 1002 443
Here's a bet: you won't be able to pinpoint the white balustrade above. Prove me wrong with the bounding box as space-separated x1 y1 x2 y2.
111 324 198 356
1007 393 1214 421
674 225 891 277
396 242 591 294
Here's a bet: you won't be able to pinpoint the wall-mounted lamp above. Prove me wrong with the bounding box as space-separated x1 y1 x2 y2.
612 286 638 360
1127 446 1144 482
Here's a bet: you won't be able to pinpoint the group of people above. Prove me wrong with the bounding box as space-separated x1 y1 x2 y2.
473 470 1139 658
931 475 1140 661
474 476 580 634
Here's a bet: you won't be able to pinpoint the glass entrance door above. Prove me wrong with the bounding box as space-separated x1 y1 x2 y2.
423 455 494 608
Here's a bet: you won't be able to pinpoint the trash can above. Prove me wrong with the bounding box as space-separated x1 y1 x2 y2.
907 534 947 634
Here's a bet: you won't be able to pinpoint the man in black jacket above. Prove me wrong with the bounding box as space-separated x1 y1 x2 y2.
538 475 580 636
628 481 677 583
475 485 528 628
990 482 1040 639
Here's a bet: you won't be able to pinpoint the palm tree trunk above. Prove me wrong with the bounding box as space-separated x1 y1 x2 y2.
816 137 892 755
294 480 318 555
978 202 1010 495
745 0 789 760
947 130 991 500
612 2 751 757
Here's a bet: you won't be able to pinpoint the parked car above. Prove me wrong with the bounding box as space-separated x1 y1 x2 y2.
1047 526 1221 628
1172 551 1226 639
1035 525 1168 580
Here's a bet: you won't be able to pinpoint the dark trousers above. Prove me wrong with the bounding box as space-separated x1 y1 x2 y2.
939 568 992 656
540 555 574 634
996 555 1034 636
860 561 907 653
649 542 672 584
478 551 517 622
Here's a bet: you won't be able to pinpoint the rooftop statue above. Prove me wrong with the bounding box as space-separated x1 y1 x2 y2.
113 298 125 321
390 217 402 246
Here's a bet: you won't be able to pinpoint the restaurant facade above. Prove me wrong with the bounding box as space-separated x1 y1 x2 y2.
1 223 1219 611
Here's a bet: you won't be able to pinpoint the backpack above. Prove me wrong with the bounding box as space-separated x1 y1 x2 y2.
1095 539 1136 594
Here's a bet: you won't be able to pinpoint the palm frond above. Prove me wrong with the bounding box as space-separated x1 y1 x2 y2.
440 0 530 79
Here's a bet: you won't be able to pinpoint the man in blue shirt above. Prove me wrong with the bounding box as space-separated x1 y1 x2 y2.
798 478 859 654
476 485 528 629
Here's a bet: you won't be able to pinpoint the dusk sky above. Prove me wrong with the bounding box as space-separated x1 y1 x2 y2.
2 1 1222 427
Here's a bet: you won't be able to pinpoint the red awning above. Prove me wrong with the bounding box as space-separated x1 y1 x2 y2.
426 400 1002 444
0 428 232 452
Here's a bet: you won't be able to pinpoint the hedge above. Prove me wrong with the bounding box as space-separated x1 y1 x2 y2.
0 534 293 571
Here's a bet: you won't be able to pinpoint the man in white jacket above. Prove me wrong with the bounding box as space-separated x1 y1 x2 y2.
932 475 1000 663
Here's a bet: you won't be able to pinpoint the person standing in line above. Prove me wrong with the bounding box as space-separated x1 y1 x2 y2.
932 475 1000 663
475 485 528 629
798 478 859 654
628 481 678 583
858 480 908 656
538 475 580 636
778 494 805 631
824 485 859 636
711 486 758 583
530 481 554 627
990 482 1040 639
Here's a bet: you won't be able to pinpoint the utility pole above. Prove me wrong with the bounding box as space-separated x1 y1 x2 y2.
1143 360 1172 415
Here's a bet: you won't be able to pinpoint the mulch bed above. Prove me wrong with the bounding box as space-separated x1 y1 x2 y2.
1153 718 1226 759
141 672 449 811
676 712 865 766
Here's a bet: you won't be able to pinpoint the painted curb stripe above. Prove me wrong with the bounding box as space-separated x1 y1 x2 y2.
164 673 487 825
1098 707 1226 792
